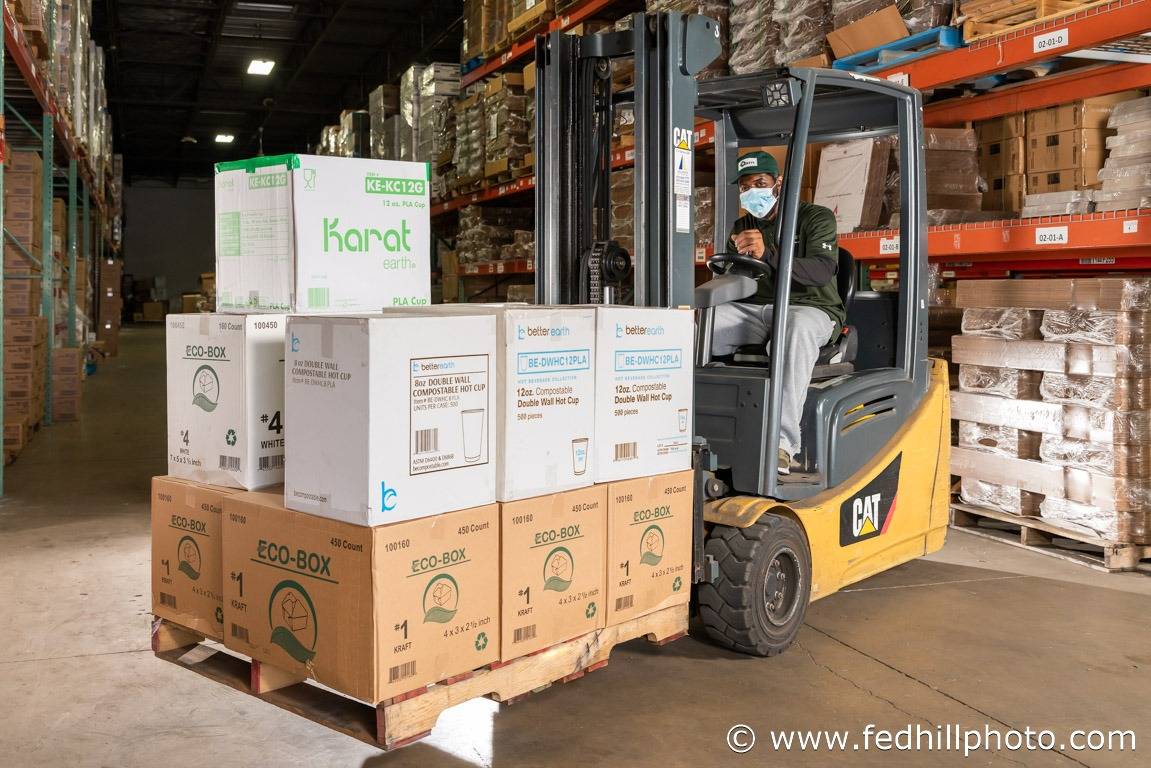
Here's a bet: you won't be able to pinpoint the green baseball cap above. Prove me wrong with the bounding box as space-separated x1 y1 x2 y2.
734 151 779 181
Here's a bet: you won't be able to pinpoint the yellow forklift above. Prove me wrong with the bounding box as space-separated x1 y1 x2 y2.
534 13 951 657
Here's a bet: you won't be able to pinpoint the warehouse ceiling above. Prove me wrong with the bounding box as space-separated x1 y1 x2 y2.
92 0 463 186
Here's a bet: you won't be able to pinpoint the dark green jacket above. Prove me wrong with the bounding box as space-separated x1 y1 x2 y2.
726 200 846 332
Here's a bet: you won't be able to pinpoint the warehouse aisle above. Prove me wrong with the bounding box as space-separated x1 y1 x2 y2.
2 326 1150 768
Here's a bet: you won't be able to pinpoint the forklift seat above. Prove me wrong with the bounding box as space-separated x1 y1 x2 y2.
732 247 858 378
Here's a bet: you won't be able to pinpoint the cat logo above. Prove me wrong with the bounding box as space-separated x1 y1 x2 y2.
839 454 901 546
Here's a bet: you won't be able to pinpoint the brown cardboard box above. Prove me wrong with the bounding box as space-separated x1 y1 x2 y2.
826 4 907 59
222 492 500 704
4 193 43 221
142 300 166 322
605 470 693 626
1025 91 1143 135
1027 169 1089 194
951 335 1146 377
180 294 204 313
6 395 43 421
5 317 48 346
978 137 1025 176
982 173 1026 212
1026 128 1108 182
151 476 241 640
4 242 42 275
5 343 42 372
6 369 44 401
4 415 30 452
975 114 1025 144
5 219 40 247
9 150 42 173
5 170 40 196
5 279 42 317
793 52 832 68
485 72 523 100
51 391 81 421
500 485 606 661
52 346 83 375
522 60 535 91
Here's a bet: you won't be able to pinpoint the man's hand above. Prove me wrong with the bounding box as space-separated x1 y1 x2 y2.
732 229 766 258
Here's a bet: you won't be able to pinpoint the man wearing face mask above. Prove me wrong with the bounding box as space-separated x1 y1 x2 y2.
712 151 845 475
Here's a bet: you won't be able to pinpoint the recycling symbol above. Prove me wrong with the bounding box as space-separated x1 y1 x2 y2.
585 602 597 619
475 632 488 652
672 576 683 592
225 429 237 446
215 606 224 624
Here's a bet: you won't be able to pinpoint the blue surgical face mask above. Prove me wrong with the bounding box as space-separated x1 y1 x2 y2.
740 187 777 219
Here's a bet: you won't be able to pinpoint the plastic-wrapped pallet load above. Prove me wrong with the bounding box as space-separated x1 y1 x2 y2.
960 307 1042 339
695 186 715 257
955 277 1151 312
611 167 635 254
1041 310 1151 345
1095 95 1151 212
484 75 530 179
729 0 778 75
1040 434 1151 477
773 0 831 65
369 85 399 160
957 421 1040 458
832 0 952 34
398 64 425 161
416 64 460 164
454 87 487 185
960 478 1040 515
1040 373 1151 411
1020 190 1094 218
1039 497 1150 545
457 205 534 265
957 365 1042 400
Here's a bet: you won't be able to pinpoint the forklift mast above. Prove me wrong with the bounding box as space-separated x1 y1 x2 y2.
533 12 721 307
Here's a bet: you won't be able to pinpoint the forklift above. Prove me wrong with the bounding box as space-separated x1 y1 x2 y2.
533 12 951 656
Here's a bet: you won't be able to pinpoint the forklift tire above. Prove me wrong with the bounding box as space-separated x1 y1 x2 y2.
697 514 812 657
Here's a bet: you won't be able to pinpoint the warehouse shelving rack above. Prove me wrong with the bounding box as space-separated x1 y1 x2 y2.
430 0 1151 289
1 1 115 494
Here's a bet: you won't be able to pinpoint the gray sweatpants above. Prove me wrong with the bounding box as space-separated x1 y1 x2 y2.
712 303 837 458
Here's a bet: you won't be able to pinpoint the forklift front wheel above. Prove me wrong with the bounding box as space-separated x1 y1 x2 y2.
698 514 812 657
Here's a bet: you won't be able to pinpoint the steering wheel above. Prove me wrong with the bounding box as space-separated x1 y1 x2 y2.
706 251 772 278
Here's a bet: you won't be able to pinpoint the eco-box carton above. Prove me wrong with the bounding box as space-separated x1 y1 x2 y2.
605 470 694 625
214 154 431 313
593 307 694 482
151 476 242 640
284 313 497 525
165 313 286 490
499 485 607 661
222 491 500 704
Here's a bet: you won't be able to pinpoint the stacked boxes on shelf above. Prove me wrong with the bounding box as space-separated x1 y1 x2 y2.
415 64 461 164
976 114 1026 214
454 84 487 189
730 0 779 74
610 167 636 255
456 205 533 266
3 315 47 458
5 151 44 322
51 346 83 421
368 84 400 160
484 73 530 181
97 256 123 356
1096 95 1151 213
950 278 1151 546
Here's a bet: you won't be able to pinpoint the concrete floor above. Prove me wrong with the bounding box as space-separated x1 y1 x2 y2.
2 324 1149 767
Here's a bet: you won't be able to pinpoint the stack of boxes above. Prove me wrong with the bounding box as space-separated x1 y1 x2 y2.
368 84 400 160
456 205 533 266
484 73 530 181
5 151 44 322
950 278 1151 546
51 346 83 421
153 151 696 708
1096 95 1151 213
3 315 47 458
415 64 461 164
96 256 123 356
454 84 487 189
729 0 779 74
977 91 1144 215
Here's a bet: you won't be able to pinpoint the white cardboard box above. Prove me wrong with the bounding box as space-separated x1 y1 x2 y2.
214 154 431 313
593 307 694 482
389 305 597 500
166 314 287 490
284 313 498 525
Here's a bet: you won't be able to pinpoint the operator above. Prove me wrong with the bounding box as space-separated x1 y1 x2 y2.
712 151 846 475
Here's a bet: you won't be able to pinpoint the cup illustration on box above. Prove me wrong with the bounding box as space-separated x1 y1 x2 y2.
177 535 202 580
640 524 665 567
192 365 220 412
461 408 486 463
268 580 318 663
422 573 460 624
543 546 574 592
303 167 317 191
571 438 589 475
677 408 689 433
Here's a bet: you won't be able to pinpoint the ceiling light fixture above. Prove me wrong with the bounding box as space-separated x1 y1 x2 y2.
247 59 276 75
215 134 235 144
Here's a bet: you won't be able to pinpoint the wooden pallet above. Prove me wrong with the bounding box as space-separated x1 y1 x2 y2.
153 604 688 751
960 0 1110 42
950 502 1151 573
508 1 555 43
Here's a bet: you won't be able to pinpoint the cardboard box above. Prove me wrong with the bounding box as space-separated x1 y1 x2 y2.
5 193 42 221
52 346 84 375
5 317 47 345
978 137 1025 176
951 391 1145 444
956 278 1151 311
9 150 42 173
52 390 81 421
5 219 40 247
522 61 536 92
1026 129 1108 182
165 313 287 490
142 300 166 322
826 4 907 59
951 335 1146 377
5 170 40 196
214 154 431 314
983 174 1026 212
500 485 606 660
1028 169 1088 194
5 278 42 317
814 138 889 232
222 491 500 704
181 293 204 313
284 313 497 525
4 416 30 452
792 52 832 68
593 307 694 482
974 114 1025 144
1025 92 1143 135
5 343 42 372
605 470 693 625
